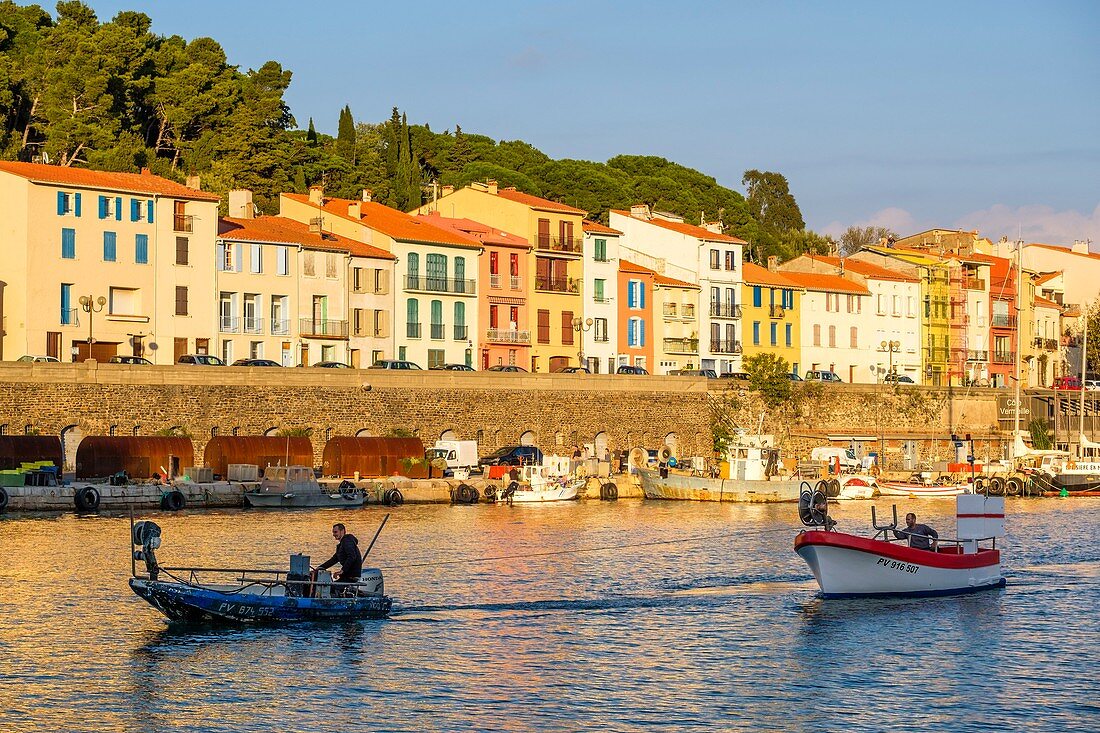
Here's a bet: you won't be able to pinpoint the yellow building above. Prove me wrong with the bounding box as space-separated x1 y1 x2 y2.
653 271 702 374
0 161 219 363
415 181 586 372
740 263 801 373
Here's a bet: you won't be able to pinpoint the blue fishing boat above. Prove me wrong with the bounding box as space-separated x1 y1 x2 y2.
128 518 392 623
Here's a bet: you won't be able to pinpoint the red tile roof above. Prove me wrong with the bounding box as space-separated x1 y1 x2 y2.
582 219 622 235
619 259 699 289
610 209 746 243
619 259 657 277
806 255 919 283
414 213 528 249
779 270 869 294
742 262 801 288
1034 295 1062 309
1026 242 1100 261
0 160 221 201
218 216 395 259
1033 271 1062 285
284 193 480 249
495 187 587 215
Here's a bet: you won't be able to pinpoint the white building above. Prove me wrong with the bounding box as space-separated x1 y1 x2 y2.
609 205 746 375
581 220 621 373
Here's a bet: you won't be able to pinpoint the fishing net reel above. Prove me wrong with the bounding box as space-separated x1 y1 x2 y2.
132 520 162 580
798 483 830 528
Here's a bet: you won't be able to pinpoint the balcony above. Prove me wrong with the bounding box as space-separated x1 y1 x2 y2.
454 325 468 341
924 347 950 362
536 234 583 254
430 324 445 340
710 339 742 355
406 322 421 339
405 276 476 295
510 276 522 290
487 328 531 344
966 350 988 362
60 308 79 326
769 304 786 318
490 274 502 289
991 314 1016 328
709 303 742 319
243 317 264 334
1045 338 1059 351
964 278 986 291
300 318 349 339
535 276 580 294
683 304 696 319
664 337 699 354
593 295 612 304
173 214 193 233
271 319 290 335
219 316 240 334
663 304 678 317
992 351 1015 365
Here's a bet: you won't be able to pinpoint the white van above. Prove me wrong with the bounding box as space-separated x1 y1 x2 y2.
428 440 480 474
810 446 860 471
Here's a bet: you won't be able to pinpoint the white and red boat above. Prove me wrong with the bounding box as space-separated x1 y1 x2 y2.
877 473 970 497
794 493 1006 598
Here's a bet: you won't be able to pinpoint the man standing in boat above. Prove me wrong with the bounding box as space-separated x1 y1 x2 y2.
893 513 939 551
319 523 363 597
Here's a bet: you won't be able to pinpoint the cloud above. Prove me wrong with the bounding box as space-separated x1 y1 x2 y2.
820 207 917 238
507 46 546 71
953 203 1100 245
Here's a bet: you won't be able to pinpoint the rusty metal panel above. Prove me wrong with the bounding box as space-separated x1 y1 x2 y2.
75 436 194 479
0 436 63 470
203 436 313 477
321 437 427 478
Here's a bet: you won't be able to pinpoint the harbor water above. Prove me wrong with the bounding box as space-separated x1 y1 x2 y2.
1 498 1097 732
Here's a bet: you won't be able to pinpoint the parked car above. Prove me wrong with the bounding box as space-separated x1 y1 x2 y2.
369 360 423 370
721 371 751 381
16 354 61 363
883 373 915 384
1054 376 1083 391
480 445 544 467
311 361 352 368
804 370 842 383
486 365 528 373
616 365 649 375
670 369 717 378
1085 379 1100 391
787 372 804 381
108 355 153 365
231 358 282 367
178 354 225 366
554 366 591 374
430 363 475 371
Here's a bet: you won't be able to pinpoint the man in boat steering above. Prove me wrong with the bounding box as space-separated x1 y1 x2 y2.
318 523 363 597
893 512 939 551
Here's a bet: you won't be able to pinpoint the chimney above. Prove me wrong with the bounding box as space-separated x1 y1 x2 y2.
703 221 722 234
767 256 777 272
348 201 361 220
185 175 201 190
442 184 454 197
361 188 373 203
308 185 324 205
140 167 151 176
630 204 652 220
1072 239 1091 254
487 180 498 195
228 189 254 219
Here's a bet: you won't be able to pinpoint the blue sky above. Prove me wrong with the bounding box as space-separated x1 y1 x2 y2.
81 0 1099 243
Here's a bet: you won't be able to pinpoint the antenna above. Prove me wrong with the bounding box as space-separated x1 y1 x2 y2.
41 151 51 165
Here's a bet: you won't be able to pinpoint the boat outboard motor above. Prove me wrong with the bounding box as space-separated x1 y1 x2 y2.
132 520 162 580
798 486 829 527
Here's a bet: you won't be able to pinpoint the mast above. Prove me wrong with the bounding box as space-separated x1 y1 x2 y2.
1013 239 1023 447
1079 301 1088 456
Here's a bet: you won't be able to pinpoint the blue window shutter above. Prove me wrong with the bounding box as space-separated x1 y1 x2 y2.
131 199 140 221
215 243 225 270
103 231 117 261
57 191 65 215
115 197 123 220
61 228 76 259
74 193 82 217
147 200 154 223
640 282 645 309
786 323 792 346
61 283 71 312
98 196 108 219
753 321 760 345
135 234 149 264
753 287 761 307
640 319 645 346
770 322 777 345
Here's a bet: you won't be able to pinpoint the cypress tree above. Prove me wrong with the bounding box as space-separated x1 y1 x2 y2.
306 117 317 145
336 105 355 163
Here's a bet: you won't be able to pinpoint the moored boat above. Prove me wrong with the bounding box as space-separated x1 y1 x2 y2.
639 434 799 503
493 460 583 503
877 474 970 497
794 491 1006 598
244 465 365 508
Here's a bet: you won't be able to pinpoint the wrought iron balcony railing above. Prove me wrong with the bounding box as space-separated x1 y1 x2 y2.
664 337 699 354
487 328 532 344
709 303 742 319
405 276 476 295
300 318 349 339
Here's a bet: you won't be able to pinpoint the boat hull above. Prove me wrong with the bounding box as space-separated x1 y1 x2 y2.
638 467 799 503
129 578 390 623
794 531 1003 598
244 492 365 508
877 482 969 497
501 483 580 503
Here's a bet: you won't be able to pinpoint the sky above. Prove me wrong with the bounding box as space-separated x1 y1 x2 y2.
79 0 1100 244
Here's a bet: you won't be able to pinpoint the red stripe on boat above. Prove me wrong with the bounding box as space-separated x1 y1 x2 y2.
957 513 1005 518
794 531 999 570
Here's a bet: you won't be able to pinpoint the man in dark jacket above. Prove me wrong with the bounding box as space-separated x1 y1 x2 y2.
893 512 939 551
319 523 363 596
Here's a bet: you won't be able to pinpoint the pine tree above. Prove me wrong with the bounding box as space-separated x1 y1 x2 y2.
336 105 355 163
306 117 317 145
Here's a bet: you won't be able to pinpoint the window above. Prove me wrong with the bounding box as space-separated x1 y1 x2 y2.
176 237 189 266
425 349 445 369
60 284 73 325
455 257 466 292
770 322 777 346
271 246 287 276
489 251 499 275
374 269 387 294
131 234 148 265
353 268 364 292
430 299 444 340
594 239 607 262
828 325 836 348
562 311 574 345
510 253 519 276
109 286 138 315
406 299 420 338
537 309 550 344
61 228 75 259
56 191 81 216
892 295 901 316
250 244 262 274
426 253 447 290
813 324 821 347
373 310 387 338
628 317 645 347
710 250 720 269
785 323 792 347
326 252 338 278
454 302 466 340
98 195 121 220
489 305 499 329
303 251 315 276
130 198 141 222
752 321 760 346
725 251 736 270
103 232 117 262
753 287 762 308
175 286 188 316
850 327 858 348
594 317 608 342
594 279 606 301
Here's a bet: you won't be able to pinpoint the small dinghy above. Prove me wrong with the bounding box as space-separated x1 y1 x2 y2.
794 488 1006 598
128 517 391 623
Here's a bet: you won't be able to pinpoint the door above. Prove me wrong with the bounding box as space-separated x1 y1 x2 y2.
195 338 209 355
174 338 187 362
46 332 61 360
549 356 569 372
350 349 360 368
281 342 293 367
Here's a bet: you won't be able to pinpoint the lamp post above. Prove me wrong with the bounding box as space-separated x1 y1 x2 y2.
877 339 902 469
571 316 593 369
78 295 106 361
879 340 901 382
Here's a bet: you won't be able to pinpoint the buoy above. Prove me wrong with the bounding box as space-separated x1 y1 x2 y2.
1059 487 1069 498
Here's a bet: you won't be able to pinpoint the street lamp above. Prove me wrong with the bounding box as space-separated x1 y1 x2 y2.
78 295 106 361
571 316 593 368
879 340 901 382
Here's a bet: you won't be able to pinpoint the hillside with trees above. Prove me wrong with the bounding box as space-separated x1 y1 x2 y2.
0 0 834 262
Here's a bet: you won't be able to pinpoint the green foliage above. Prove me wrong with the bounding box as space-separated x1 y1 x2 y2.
276 427 312 437
742 353 792 408
386 427 415 438
1028 418 1052 451
839 225 896 256
154 426 191 437
336 105 354 162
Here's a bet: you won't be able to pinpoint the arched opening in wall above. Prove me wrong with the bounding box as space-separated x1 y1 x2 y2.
570 430 579 446
0 424 6 435
109 424 118 436
60 425 82 472
664 432 679 458
132 425 141 436
24 424 34 435
264 427 281 437
210 427 218 438
519 430 536 447
594 431 609 458
355 428 373 437
440 429 457 441
324 427 333 441
232 426 240 436
554 431 565 447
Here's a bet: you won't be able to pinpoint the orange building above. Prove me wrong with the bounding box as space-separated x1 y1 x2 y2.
618 260 656 372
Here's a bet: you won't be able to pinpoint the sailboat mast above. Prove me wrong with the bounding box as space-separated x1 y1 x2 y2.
1080 302 1088 455
1013 239 1022 444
